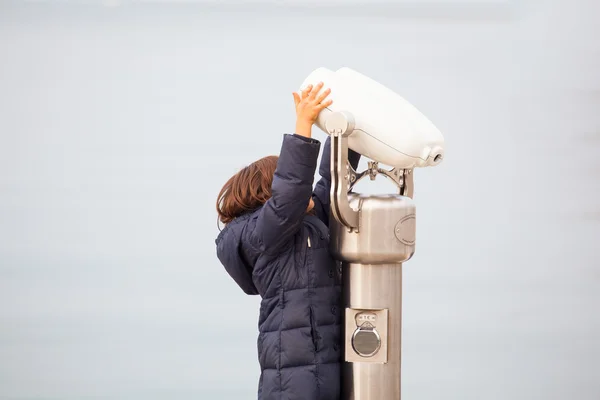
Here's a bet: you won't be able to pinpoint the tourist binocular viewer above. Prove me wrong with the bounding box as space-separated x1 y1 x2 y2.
299 67 445 400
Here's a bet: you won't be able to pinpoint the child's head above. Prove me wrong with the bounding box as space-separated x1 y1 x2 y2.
216 155 315 225
216 155 278 224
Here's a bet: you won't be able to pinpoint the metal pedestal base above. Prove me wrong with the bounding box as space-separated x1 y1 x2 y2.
342 263 403 400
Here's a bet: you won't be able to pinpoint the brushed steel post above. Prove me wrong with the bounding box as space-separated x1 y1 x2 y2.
342 263 403 400
327 112 416 400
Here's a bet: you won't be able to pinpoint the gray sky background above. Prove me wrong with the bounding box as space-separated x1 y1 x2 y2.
0 0 599 399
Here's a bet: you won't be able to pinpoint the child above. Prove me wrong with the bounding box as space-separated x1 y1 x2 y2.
215 82 360 400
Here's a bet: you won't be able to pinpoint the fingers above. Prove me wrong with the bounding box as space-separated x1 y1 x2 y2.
319 98 333 110
315 87 331 104
298 82 333 110
308 82 324 99
301 84 312 100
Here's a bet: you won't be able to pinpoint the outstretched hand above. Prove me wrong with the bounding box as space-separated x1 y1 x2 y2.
292 82 332 138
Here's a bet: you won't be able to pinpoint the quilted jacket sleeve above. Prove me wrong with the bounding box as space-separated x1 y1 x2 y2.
252 134 321 255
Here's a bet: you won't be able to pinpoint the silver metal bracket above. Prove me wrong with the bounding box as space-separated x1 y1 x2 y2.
327 111 359 230
350 162 414 199
326 111 415 232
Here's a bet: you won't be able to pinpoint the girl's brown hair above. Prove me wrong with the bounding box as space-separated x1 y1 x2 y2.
216 155 279 225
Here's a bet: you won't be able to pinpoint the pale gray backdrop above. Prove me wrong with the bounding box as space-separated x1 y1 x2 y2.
0 0 599 399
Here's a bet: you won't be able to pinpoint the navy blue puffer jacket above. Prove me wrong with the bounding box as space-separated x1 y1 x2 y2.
216 133 360 400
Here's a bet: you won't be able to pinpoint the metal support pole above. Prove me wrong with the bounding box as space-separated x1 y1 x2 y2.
343 263 402 399
326 112 416 400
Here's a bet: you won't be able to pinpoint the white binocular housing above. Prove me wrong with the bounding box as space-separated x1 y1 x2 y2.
300 67 445 169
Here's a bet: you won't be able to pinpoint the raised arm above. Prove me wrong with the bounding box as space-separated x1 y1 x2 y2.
252 81 333 254
311 136 361 227
252 134 320 254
